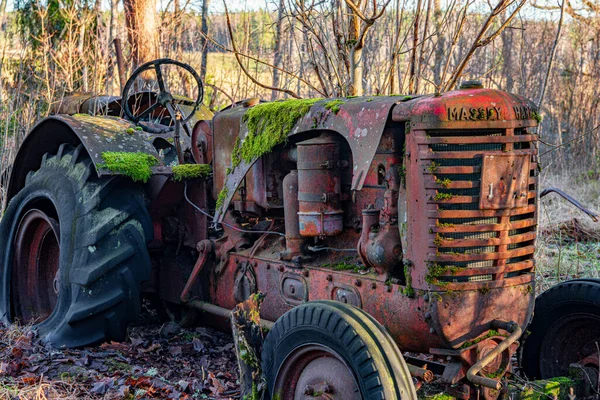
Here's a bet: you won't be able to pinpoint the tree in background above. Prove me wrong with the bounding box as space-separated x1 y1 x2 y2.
123 0 159 68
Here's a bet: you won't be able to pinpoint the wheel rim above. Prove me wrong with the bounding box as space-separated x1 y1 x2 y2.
11 208 60 324
274 344 361 400
539 313 600 377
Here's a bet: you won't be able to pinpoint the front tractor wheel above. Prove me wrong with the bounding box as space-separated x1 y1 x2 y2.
0 144 152 347
261 301 417 400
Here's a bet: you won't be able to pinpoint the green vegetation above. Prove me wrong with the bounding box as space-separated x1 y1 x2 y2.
172 164 212 181
425 263 460 286
435 178 451 188
520 377 574 400
99 152 158 183
402 262 415 297
434 192 453 201
532 111 542 123
427 161 439 173
322 260 367 273
324 99 345 114
216 187 229 210
231 98 321 168
460 329 503 348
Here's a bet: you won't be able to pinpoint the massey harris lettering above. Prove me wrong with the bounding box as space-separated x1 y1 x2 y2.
513 105 537 120
447 106 502 121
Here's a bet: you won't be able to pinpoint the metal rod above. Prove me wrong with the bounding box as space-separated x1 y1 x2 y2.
113 38 126 92
407 364 434 383
188 299 275 330
466 320 522 390
540 188 599 222
173 112 185 164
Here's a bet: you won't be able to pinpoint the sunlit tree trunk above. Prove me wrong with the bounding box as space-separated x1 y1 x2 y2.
123 0 159 69
348 1 362 96
271 0 285 100
200 0 210 81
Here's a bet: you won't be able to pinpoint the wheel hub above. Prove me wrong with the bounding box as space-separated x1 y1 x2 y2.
11 208 60 324
275 345 361 400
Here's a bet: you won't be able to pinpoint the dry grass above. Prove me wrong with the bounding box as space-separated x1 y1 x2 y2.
536 172 600 293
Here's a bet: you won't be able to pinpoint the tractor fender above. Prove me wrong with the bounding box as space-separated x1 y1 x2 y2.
6 114 160 203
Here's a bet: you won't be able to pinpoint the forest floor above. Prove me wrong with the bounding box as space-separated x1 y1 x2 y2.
0 308 241 400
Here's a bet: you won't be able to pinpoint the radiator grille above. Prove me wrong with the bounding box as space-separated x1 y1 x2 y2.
421 128 537 286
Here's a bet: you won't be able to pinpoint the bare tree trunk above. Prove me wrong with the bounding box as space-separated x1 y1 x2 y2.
271 0 285 100
200 0 210 82
537 0 566 113
78 19 88 92
123 0 159 69
0 0 7 19
348 2 362 96
433 0 444 88
408 0 422 94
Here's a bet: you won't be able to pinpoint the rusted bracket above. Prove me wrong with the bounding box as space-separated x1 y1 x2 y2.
540 188 599 222
466 320 522 390
180 239 213 303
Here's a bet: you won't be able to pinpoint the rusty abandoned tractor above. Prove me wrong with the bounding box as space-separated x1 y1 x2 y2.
1 59 599 399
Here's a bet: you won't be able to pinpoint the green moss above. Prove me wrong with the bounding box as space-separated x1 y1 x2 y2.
427 161 439 173
520 377 573 400
322 261 366 273
425 263 460 286
435 178 451 188
324 99 345 114
532 111 542 123
216 187 229 210
403 95 413 101
431 394 455 400
433 233 445 246
232 98 321 168
172 164 212 181
243 382 260 400
403 262 415 297
436 222 455 228
99 152 158 183
460 329 503 348
126 127 135 134
434 192 453 201
366 98 373 102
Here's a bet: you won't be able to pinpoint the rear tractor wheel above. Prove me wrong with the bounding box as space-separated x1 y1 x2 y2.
0 144 152 347
520 279 600 384
261 300 417 400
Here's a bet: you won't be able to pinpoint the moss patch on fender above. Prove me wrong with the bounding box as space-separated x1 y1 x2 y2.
100 152 158 183
172 164 212 181
324 99 345 114
232 98 321 168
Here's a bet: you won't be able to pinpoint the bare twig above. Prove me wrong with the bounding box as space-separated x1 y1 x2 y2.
224 1 301 99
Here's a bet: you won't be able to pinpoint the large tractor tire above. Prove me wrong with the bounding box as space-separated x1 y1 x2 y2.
262 300 417 400
520 278 600 379
0 144 152 347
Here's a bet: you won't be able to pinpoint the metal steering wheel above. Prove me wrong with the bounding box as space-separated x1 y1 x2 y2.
122 58 204 125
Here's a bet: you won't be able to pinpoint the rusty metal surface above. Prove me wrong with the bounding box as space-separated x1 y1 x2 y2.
11 208 60 324
213 96 402 221
479 154 530 209
273 344 361 400
297 133 344 237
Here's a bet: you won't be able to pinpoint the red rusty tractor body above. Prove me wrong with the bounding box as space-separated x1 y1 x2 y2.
0 60 548 399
